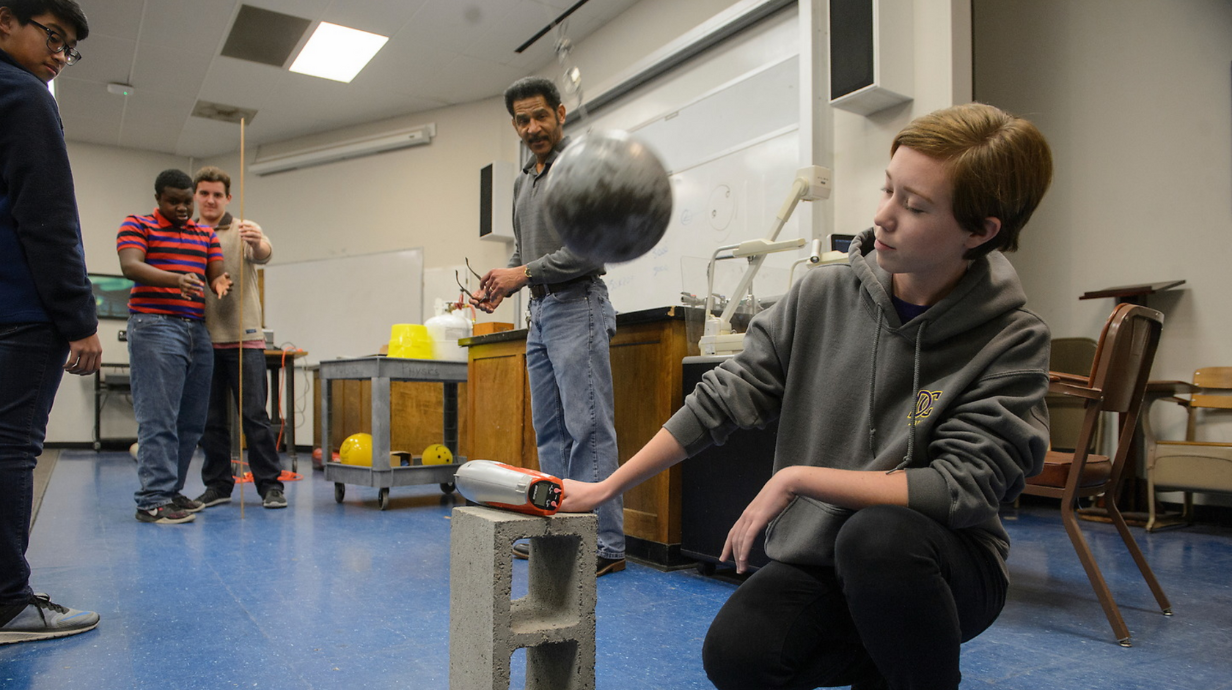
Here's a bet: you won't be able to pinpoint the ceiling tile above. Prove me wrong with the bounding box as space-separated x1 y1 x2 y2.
81 0 146 42
198 57 284 110
425 54 532 104
55 78 128 123
321 0 431 36
59 0 651 157
138 0 237 53
399 0 522 52
63 34 136 84
131 44 214 100
348 39 458 100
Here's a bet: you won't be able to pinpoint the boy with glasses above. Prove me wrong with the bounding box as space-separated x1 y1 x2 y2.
0 0 101 644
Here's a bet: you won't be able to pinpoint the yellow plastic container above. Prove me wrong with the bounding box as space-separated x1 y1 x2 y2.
388 324 433 359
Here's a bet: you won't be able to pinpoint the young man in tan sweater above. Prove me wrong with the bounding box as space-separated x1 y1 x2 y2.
192 166 287 509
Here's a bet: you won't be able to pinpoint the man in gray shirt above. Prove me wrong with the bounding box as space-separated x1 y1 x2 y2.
472 77 624 576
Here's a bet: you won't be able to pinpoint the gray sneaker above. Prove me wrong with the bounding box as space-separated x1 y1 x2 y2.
0 594 100 645
135 505 195 524
194 487 232 508
171 494 204 513
262 489 287 509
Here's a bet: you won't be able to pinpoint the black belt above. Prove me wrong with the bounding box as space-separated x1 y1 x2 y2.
528 274 595 300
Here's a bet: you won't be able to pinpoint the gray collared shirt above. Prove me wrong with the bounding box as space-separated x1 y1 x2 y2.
506 136 604 285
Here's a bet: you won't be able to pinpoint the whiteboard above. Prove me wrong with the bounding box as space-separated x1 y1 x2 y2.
263 248 424 365
572 10 804 313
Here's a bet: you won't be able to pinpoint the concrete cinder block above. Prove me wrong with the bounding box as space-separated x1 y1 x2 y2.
449 506 597 690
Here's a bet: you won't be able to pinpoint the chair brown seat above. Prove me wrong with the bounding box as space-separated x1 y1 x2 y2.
1021 303 1171 647
1034 450 1111 489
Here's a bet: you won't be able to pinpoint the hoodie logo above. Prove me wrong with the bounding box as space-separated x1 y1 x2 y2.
912 390 943 422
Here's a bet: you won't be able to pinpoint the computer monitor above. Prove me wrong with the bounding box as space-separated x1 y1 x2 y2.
89 273 134 320
828 233 857 253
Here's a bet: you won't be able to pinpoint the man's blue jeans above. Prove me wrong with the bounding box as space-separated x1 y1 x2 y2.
0 323 68 606
526 278 624 559
128 314 213 510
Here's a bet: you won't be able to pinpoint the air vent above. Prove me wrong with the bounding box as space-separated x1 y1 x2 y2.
192 100 258 125
221 5 311 67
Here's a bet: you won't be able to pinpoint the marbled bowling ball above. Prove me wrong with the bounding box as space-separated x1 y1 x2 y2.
543 130 672 263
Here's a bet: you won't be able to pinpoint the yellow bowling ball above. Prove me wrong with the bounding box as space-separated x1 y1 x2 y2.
339 433 373 467
421 443 453 465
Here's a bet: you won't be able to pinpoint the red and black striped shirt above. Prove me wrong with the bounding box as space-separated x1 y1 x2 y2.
116 209 223 320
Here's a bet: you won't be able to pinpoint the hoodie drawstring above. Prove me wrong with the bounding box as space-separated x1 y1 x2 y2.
868 312 882 455
890 320 928 473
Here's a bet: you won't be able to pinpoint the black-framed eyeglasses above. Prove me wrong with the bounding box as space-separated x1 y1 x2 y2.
28 20 82 65
455 258 489 303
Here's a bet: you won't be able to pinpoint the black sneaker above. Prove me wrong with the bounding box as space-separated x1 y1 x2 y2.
262 489 287 509
171 494 204 513
0 594 99 645
195 488 232 508
597 556 626 577
135 505 195 524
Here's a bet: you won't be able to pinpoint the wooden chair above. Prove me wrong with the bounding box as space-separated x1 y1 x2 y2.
1023 303 1171 646
1046 337 1102 453
1142 367 1232 531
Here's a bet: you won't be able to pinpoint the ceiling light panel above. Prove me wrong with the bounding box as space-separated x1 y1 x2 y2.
289 22 388 83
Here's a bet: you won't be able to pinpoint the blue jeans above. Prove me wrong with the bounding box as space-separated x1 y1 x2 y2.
0 323 68 606
128 314 213 510
526 278 623 559
200 348 284 497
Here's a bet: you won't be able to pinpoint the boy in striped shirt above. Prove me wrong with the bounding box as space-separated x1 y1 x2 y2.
117 169 230 525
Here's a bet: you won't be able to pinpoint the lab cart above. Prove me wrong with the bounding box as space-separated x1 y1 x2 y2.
319 356 466 510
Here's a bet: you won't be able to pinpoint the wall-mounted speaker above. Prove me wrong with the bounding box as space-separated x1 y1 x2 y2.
829 0 913 116
479 161 516 242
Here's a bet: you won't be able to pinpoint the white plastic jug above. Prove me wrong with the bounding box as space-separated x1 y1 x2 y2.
426 299 472 362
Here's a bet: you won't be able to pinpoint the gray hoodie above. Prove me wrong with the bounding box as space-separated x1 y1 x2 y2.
664 229 1050 576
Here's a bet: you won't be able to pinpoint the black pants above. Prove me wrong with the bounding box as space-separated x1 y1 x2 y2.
199 348 284 497
0 323 66 607
702 505 1007 690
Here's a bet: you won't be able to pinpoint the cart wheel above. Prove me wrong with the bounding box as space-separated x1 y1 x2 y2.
696 561 717 576
334 483 345 503
440 481 455 494
378 487 390 510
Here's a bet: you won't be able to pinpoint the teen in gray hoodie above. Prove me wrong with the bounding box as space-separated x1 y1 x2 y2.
563 103 1054 690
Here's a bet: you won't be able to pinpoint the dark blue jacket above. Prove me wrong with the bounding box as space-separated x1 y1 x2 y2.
0 48 96 341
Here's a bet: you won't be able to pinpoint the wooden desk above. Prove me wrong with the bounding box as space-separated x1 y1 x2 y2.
462 306 702 566
93 363 134 451
264 349 306 468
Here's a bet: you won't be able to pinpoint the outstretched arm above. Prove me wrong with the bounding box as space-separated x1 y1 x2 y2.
560 428 687 512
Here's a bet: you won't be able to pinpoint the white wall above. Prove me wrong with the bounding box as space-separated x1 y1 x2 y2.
47 143 192 444
975 0 1232 454
974 0 1232 381
974 0 1232 506
830 0 973 242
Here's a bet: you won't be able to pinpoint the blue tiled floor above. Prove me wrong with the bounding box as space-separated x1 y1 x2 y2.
3 451 1231 689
